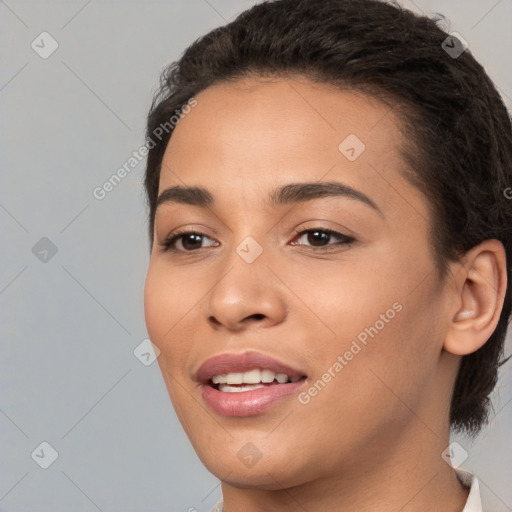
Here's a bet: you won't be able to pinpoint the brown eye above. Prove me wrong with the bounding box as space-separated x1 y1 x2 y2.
305 230 331 246
291 228 355 249
160 231 218 252
179 233 205 250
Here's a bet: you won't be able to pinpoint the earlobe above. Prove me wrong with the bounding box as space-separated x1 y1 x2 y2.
443 240 507 356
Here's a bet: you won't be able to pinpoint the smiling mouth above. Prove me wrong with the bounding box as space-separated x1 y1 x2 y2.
209 368 306 393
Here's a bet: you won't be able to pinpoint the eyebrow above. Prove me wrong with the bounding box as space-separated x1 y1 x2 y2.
155 181 383 216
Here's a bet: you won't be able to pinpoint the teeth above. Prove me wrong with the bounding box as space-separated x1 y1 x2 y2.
212 374 225 384
261 370 275 383
218 383 265 393
243 369 262 384
275 373 288 384
226 373 243 384
211 369 300 385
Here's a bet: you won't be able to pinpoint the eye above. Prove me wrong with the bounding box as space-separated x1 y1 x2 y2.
159 230 218 252
158 227 355 254
290 228 355 249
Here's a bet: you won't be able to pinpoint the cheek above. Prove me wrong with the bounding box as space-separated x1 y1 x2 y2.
287 248 440 396
144 264 202 417
143 262 198 360
328 282 442 415
143 266 169 343
283 254 398 345
291 301 438 462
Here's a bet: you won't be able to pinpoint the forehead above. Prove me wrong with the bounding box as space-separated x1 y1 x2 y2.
159 75 428 220
166 75 399 164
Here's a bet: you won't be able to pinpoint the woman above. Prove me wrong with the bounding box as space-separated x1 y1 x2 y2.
143 0 511 510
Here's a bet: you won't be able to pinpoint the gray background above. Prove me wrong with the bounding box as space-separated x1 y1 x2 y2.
1 1 511 511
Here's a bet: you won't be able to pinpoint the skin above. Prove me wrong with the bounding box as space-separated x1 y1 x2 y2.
144 75 507 511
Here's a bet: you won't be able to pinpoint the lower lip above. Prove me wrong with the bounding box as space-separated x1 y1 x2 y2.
201 380 306 417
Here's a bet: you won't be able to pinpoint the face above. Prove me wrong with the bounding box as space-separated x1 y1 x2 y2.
144 76 456 489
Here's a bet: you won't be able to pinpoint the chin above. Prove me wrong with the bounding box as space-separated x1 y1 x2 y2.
194 440 317 491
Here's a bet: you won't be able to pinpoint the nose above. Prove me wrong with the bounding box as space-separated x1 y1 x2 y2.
204 253 288 332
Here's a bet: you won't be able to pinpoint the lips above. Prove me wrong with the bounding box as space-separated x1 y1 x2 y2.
196 351 307 417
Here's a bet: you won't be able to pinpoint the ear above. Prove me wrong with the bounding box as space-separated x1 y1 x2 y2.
444 239 508 356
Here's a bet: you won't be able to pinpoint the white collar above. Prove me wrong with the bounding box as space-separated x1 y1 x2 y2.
456 468 483 512
211 469 482 512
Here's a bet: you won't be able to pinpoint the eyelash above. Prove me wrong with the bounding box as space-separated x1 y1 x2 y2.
159 227 355 253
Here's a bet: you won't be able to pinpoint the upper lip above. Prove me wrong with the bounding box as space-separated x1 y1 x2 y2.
195 351 307 384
